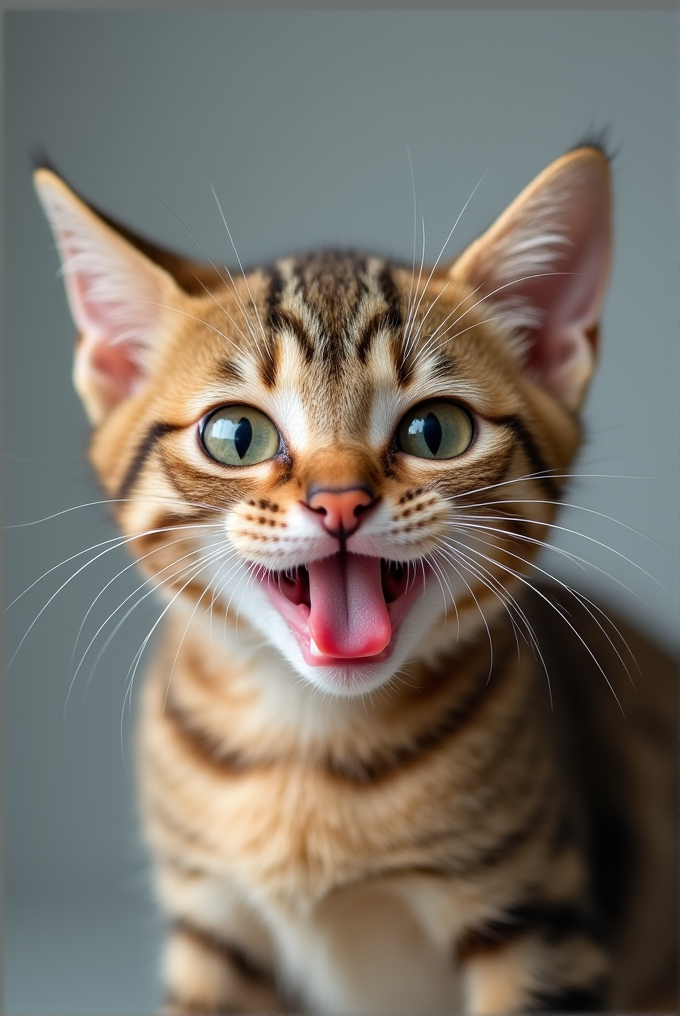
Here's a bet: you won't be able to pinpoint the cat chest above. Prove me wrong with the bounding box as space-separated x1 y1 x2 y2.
140 650 533 909
142 717 458 906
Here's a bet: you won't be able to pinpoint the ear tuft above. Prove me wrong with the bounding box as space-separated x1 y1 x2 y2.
34 169 178 425
568 127 616 164
451 148 612 410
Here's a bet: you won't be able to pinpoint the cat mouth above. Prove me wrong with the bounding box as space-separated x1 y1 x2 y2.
259 554 424 668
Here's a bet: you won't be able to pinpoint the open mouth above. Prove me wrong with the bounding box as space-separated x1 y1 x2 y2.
259 554 424 668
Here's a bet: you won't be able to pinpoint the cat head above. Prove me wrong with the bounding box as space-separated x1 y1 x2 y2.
34 148 611 697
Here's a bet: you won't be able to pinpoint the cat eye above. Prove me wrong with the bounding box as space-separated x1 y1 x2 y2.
201 405 281 466
396 401 473 460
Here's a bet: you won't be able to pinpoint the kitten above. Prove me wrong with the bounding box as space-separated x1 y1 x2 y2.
35 147 677 1014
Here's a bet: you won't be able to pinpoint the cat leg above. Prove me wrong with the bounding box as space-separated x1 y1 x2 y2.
156 865 287 1015
457 901 612 1014
162 917 285 1015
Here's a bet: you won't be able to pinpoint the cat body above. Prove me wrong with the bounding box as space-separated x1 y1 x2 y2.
35 149 677 1013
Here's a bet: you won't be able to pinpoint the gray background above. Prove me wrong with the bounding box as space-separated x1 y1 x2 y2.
3 8 678 1013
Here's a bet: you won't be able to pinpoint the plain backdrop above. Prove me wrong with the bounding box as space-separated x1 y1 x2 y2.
3 8 678 1013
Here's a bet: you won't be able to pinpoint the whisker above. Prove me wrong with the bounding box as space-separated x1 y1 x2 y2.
209 184 270 354
67 537 231 710
145 301 260 368
426 270 580 356
403 280 452 360
449 518 652 608
428 548 494 680
455 497 661 545
403 216 427 349
161 548 242 714
434 543 549 694
442 527 639 687
155 196 260 351
424 552 451 627
441 536 626 714
207 552 250 659
67 528 221 679
403 169 488 357
4 494 224 531
83 543 232 705
437 541 531 649
412 281 485 359
5 520 224 671
404 144 418 329
120 545 231 738
451 506 670 592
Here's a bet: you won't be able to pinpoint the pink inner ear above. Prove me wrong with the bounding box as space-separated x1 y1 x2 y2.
59 238 163 409
34 170 174 421
517 218 609 400
452 152 612 409
89 340 146 394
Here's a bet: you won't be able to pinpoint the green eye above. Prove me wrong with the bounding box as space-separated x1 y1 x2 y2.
396 401 473 460
201 405 280 466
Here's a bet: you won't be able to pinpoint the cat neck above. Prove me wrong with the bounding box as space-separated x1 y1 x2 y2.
148 597 523 775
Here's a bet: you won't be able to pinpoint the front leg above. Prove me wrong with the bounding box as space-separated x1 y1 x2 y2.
457 900 611 1014
156 863 287 1016
163 914 285 1015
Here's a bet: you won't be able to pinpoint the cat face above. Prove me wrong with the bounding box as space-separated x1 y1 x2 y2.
34 148 611 696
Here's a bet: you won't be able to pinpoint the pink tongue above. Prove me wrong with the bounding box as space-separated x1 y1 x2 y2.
307 554 391 659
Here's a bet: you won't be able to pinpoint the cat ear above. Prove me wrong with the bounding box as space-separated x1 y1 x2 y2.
450 147 611 410
34 168 180 425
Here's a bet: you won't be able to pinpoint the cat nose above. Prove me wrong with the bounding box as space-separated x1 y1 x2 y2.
306 486 375 539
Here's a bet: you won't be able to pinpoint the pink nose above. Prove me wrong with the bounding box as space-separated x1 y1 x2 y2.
306 487 374 538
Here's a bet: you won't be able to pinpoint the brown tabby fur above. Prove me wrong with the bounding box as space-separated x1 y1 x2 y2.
35 148 677 1014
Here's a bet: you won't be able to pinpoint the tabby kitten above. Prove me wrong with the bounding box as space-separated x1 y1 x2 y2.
35 148 677 1014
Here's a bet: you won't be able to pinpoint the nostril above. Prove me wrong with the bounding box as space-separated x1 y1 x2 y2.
305 486 376 537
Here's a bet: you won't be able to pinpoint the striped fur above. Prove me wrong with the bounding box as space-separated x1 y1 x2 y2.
35 148 677 1013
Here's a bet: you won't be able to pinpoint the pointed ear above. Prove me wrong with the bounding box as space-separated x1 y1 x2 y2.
34 169 181 425
450 148 612 410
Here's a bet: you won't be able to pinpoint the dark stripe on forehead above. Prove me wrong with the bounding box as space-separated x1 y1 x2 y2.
117 421 180 500
217 356 245 383
378 262 403 330
492 415 562 500
272 307 315 364
258 340 278 388
266 263 285 325
356 309 395 364
356 263 404 364
267 264 315 363
377 265 411 385
391 333 412 388
294 252 369 376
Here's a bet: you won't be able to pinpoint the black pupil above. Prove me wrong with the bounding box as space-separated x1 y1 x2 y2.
234 417 252 459
423 412 442 455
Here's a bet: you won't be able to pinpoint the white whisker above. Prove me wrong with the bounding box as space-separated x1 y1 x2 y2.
440 535 626 714
209 184 270 356
403 169 488 357
67 537 231 711
442 526 639 687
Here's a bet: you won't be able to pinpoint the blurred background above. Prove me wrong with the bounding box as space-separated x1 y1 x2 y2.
3 8 678 1013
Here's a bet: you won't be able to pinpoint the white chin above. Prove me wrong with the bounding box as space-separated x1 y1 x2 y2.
301 658 400 698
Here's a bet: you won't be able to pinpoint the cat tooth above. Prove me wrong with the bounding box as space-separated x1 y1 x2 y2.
309 636 324 659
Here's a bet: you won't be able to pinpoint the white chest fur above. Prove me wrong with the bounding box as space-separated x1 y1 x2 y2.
270 877 464 1014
